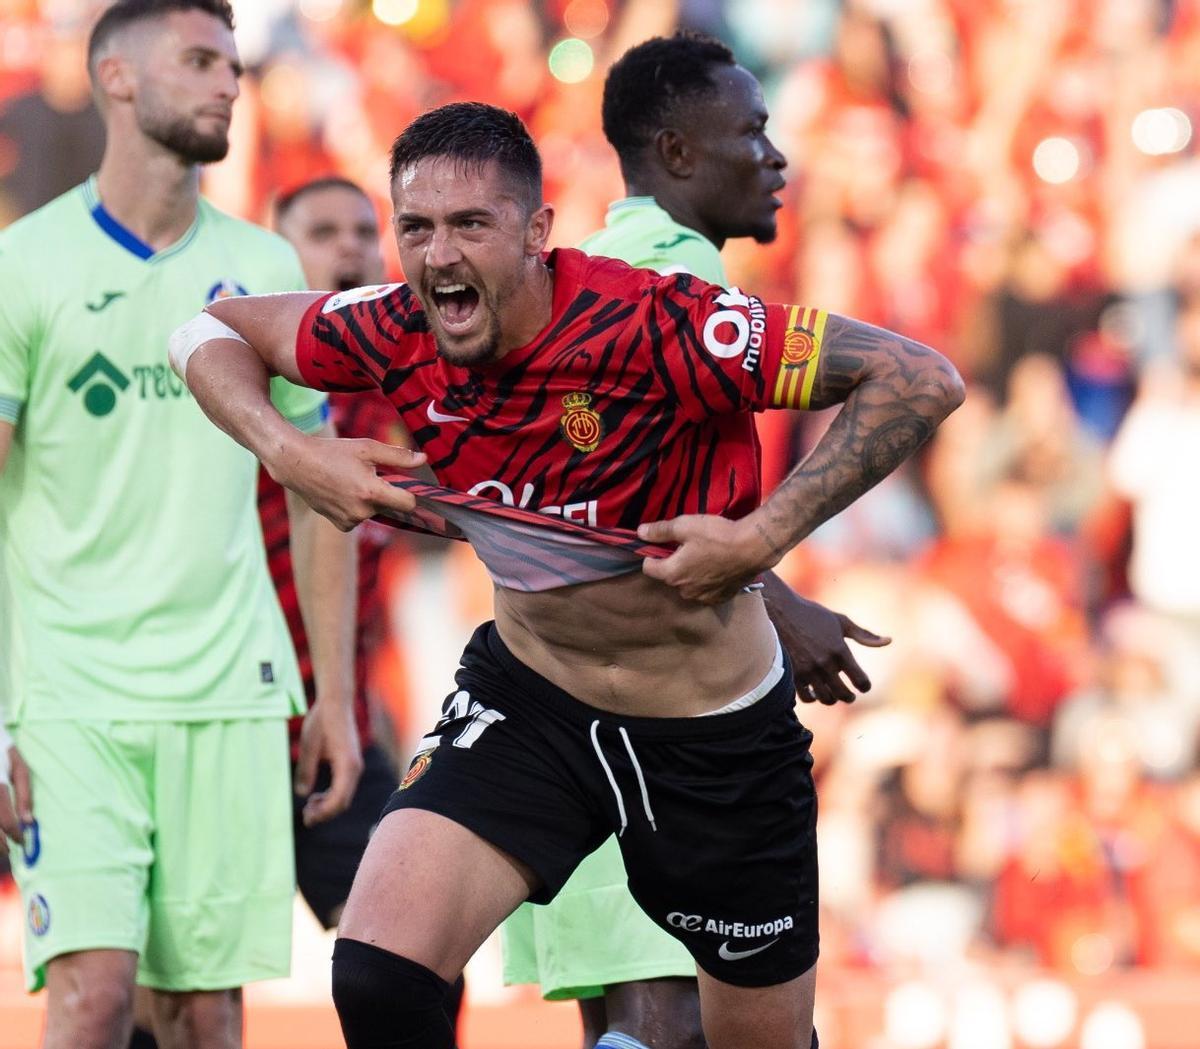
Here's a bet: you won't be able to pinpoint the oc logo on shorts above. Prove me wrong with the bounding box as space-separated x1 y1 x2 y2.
667 911 703 931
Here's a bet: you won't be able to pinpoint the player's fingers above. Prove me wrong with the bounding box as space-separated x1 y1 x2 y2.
640 552 673 582
301 791 328 827
795 681 826 704
839 615 892 648
11 752 33 824
834 649 872 694
294 738 319 797
0 792 19 845
372 480 419 518
811 663 855 704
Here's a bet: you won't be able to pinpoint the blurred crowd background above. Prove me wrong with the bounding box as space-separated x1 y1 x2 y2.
2 0 1200 1046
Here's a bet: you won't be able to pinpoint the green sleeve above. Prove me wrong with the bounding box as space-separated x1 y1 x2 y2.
0 237 38 424
269 377 328 434
264 239 327 433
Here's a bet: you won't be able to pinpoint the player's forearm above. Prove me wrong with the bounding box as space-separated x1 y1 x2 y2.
176 328 309 478
287 482 358 716
750 321 964 560
0 420 13 477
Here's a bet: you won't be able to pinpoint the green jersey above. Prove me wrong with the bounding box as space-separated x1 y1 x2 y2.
0 178 323 724
578 196 727 284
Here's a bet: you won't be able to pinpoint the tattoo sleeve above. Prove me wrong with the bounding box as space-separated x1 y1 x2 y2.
754 314 964 554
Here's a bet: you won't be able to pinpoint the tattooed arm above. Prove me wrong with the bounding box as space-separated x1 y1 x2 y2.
640 315 965 603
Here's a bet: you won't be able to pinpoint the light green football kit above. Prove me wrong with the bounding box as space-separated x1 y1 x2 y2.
0 178 324 991
501 197 728 1000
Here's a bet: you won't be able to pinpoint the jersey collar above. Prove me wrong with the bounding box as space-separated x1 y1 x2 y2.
82 176 202 263
606 196 660 224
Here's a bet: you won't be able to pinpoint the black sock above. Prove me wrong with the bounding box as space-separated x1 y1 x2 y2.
331 937 456 1049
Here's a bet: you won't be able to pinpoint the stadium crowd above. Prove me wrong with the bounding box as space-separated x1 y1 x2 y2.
2 0 1199 1044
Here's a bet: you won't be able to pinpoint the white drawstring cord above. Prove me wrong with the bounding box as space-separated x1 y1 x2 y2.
590 719 628 836
618 726 657 832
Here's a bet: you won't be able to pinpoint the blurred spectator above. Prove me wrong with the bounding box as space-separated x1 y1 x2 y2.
978 353 1106 536
1109 297 1200 622
0 19 103 223
2 0 1199 1010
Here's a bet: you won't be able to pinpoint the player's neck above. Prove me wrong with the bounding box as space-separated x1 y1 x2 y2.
95 137 202 252
495 257 555 360
623 179 724 251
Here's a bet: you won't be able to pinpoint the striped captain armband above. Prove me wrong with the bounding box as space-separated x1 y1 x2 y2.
771 305 828 411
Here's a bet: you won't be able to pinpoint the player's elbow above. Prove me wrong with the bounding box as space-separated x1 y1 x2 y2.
915 345 966 421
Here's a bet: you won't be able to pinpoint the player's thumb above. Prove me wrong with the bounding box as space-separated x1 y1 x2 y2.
371 441 426 473
11 752 33 824
294 740 318 797
840 615 891 647
637 518 678 544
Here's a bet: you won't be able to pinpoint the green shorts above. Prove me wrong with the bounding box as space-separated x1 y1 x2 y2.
8 718 294 992
500 835 695 1000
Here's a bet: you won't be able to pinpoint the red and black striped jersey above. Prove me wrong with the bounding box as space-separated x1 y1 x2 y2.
295 248 828 535
258 389 404 755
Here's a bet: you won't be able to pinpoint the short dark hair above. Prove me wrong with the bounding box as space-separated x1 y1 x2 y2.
388 102 542 212
275 176 370 224
88 0 235 75
602 31 736 168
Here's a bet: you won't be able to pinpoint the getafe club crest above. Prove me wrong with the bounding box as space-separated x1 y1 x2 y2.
559 391 603 453
205 278 249 304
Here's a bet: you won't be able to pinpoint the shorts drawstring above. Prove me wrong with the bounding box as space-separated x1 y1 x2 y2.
590 720 628 836
590 720 657 835
619 726 657 831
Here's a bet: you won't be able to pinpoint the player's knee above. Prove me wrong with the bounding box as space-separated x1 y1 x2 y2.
152 987 242 1047
332 938 455 1049
54 971 135 1042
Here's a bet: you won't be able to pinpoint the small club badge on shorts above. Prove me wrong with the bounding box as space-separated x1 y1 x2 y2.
559 392 603 453
399 751 433 791
28 894 51 937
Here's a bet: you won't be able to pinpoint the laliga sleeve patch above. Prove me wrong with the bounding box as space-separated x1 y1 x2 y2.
322 283 404 314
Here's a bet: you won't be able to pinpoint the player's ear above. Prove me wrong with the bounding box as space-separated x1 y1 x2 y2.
524 203 554 256
94 53 136 105
654 128 694 178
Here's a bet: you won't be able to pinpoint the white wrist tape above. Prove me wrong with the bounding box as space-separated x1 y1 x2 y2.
168 311 250 380
0 724 12 786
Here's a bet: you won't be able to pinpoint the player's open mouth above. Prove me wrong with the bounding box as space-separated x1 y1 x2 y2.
432 282 481 333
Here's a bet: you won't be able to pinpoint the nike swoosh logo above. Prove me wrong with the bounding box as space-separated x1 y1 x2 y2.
427 401 469 424
85 291 125 312
717 938 779 962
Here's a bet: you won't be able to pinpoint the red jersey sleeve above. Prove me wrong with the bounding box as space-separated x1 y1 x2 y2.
294 282 415 392
645 274 830 422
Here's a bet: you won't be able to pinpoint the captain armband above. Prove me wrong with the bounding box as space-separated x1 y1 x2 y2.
168 311 250 380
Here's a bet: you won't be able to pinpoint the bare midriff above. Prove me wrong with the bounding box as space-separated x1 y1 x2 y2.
494 572 778 718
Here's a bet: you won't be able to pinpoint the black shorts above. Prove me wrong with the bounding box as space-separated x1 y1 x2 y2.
293 742 397 929
382 622 819 987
